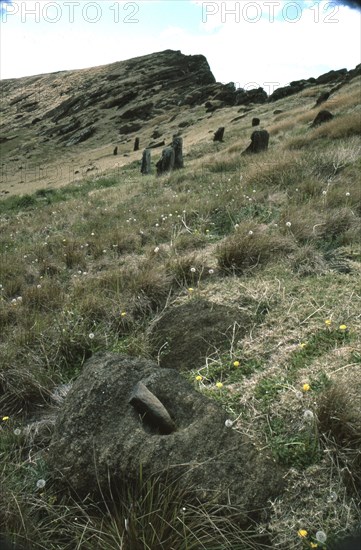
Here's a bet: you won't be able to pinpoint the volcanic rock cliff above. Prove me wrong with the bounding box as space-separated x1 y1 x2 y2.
0 49 360 196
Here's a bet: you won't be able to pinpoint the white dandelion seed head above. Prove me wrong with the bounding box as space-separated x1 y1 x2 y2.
286 222 292 227
303 410 314 422
14 428 21 436
154 247 160 253
316 531 327 543
88 333 95 340
225 419 233 428
345 192 350 197
36 479 46 489
208 269 214 275
248 230 254 236
190 267 196 273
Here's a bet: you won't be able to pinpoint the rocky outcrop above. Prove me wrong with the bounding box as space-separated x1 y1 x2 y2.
48 353 284 516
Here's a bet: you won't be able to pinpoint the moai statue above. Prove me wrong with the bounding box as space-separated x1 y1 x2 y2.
172 135 184 169
134 137 140 151
252 118 260 127
113 146 118 155
156 147 175 175
242 130 269 155
141 149 151 175
213 127 225 142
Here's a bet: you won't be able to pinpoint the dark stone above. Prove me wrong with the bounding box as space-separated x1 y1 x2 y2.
156 146 175 175
252 117 260 127
311 110 334 127
102 90 138 110
20 101 39 112
172 135 184 169
65 126 96 146
273 110 283 115
147 139 165 149
119 122 142 134
314 91 331 107
152 129 162 139
235 87 268 106
121 102 154 121
31 117 41 125
269 82 305 102
129 381 176 434
150 299 251 371
242 129 269 155
213 127 225 142
134 137 140 151
316 68 347 84
141 149 151 175
48 353 285 514
113 146 118 155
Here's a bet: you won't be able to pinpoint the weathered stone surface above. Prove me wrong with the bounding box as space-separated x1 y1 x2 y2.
141 149 151 174
311 110 334 127
242 129 269 155
252 117 260 127
315 68 347 85
48 352 284 514
156 146 175 175
150 299 252 371
65 126 96 146
235 87 267 105
133 137 140 151
172 135 184 169
129 381 175 434
213 126 225 142
118 122 142 134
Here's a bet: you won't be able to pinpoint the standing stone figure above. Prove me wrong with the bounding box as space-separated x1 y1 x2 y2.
113 146 118 155
134 137 140 151
213 127 225 142
172 135 184 169
156 146 175 175
141 149 151 175
252 118 260 127
242 130 269 155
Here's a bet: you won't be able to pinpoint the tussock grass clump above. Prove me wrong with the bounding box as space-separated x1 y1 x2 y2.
317 383 361 492
217 224 295 274
291 244 327 276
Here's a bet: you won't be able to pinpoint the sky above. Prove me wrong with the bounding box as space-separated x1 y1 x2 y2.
0 0 360 89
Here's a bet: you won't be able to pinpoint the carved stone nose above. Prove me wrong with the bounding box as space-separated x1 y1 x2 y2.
129 381 176 435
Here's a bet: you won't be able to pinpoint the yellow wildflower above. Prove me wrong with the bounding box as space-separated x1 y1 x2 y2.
121 311 127 317
216 382 223 389
2 416 9 421
188 287 194 293
233 360 240 367
302 383 311 392
310 543 318 548
299 343 306 349
195 375 202 381
298 529 308 538
339 324 347 331
325 319 331 326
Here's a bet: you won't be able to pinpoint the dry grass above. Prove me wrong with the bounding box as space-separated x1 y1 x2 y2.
1 73 361 549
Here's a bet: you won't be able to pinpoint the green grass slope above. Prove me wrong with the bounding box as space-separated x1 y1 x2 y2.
0 74 361 549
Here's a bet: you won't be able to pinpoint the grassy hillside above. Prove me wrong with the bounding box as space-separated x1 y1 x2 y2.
0 73 361 549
